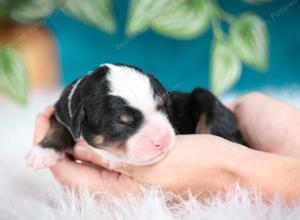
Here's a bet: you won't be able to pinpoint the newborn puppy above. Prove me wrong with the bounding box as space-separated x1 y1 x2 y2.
27 64 175 169
26 63 244 170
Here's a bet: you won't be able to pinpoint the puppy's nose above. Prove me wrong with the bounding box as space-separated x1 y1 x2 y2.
151 133 171 149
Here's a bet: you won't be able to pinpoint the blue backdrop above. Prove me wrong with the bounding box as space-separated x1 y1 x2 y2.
46 0 300 93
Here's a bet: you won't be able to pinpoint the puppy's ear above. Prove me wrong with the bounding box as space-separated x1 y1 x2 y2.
70 105 85 140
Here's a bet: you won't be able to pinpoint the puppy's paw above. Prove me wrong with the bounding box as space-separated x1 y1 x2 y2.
26 146 65 170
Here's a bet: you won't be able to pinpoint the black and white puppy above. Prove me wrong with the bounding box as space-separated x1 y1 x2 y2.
26 63 244 170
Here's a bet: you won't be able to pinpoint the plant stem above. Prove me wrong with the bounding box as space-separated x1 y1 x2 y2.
211 17 223 41
210 0 236 41
220 9 236 24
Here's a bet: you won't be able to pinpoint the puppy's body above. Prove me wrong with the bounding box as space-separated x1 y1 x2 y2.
169 89 244 143
26 64 244 170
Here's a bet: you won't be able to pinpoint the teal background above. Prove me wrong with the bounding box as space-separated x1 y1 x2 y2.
46 0 300 92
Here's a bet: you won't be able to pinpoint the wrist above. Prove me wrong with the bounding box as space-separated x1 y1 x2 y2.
191 139 252 195
228 147 300 202
219 144 252 190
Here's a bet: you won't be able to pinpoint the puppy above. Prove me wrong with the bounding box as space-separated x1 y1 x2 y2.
26 63 244 170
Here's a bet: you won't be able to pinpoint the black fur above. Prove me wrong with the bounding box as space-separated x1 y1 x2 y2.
38 115 74 152
146 76 244 143
41 65 145 152
39 64 245 155
168 88 244 143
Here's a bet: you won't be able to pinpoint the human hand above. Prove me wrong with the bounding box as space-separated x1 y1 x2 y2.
228 92 300 157
71 134 246 197
70 92 300 194
34 106 246 196
33 92 300 200
32 107 142 197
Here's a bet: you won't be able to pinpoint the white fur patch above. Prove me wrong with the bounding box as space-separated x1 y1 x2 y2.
92 146 158 168
92 147 169 168
92 148 128 169
68 77 83 118
106 64 157 115
26 145 64 170
104 64 175 165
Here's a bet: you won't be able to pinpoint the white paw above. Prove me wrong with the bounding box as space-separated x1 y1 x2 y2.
26 146 65 170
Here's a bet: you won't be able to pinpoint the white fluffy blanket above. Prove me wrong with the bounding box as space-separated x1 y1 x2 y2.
1 89 300 220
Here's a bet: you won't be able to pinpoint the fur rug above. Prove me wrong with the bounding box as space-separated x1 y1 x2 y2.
1 88 300 220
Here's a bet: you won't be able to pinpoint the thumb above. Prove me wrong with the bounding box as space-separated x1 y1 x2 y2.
73 144 142 178
73 144 104 164
73 144 120 173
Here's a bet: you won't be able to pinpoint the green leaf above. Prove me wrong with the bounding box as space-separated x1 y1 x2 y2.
243 0 271 4
152 0 211 39
126 0 172 35
0 45 29 105
210 40 241 95
9 0 59 24
0 0 11 19
63 0 116 33
127 0 211 38
229 13 268 71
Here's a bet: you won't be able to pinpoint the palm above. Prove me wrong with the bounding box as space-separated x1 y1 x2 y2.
51 158 141 197
33 106 141 197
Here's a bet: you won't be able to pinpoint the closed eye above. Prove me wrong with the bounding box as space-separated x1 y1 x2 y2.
119 113 134 125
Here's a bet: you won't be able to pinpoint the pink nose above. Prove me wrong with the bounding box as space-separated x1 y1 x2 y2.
151 133 171 149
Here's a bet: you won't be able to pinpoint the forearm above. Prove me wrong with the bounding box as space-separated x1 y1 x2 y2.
141 135 254 198
230 148 300 202
71 134 300 202
181 136 300 202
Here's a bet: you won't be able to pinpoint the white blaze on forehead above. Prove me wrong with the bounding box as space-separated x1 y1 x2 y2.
105 64 157 114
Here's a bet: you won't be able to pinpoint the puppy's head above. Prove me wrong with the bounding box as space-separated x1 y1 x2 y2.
71 64 175 166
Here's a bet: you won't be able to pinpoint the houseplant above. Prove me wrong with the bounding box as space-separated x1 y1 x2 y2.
0 0 115 104
126 0 268 95
0 0 268 104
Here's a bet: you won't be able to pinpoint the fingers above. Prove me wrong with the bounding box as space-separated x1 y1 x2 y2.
73 144 103 165
73 144 140 177
51 158 105 187
33 106 54 145
44 106 55 117
33 113 52 144
50 158 142 197
73 141 115 171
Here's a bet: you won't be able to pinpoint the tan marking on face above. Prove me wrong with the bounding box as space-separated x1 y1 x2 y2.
120 113 130 124
93 135 127 158
105 142 127 157
195 113 208 134
93 135 104 145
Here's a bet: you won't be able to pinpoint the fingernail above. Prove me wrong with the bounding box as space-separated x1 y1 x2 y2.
75 146 92 160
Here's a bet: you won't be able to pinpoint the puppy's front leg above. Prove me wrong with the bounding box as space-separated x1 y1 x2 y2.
26 115 75 170
190 88 245 144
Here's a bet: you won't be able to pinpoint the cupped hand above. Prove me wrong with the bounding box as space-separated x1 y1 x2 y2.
33 107 142 197
228 92 300 157
35 92 300 197
34 107 246 197
70 92 300 194
72 135 246 197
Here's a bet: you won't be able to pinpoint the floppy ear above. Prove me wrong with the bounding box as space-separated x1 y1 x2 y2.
70 104 85 140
